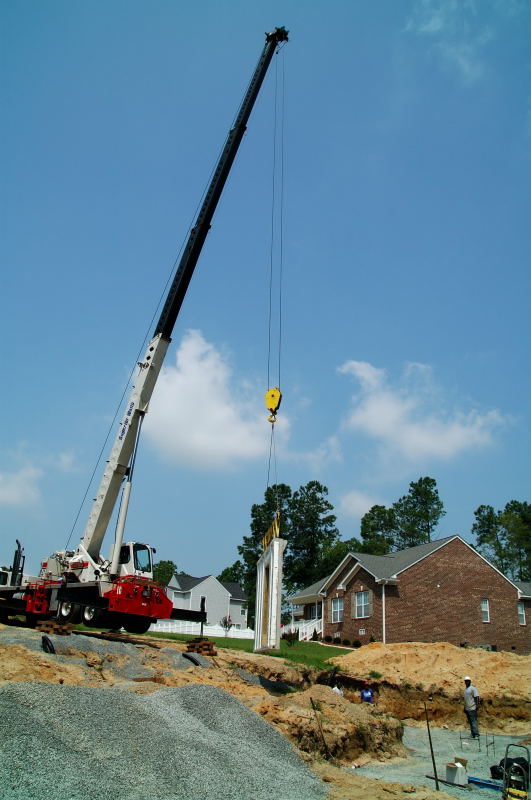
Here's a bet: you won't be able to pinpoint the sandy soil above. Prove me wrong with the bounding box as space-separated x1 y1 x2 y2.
330 641 530 698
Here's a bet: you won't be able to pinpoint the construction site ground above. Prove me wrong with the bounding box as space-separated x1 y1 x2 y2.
0 624 529 800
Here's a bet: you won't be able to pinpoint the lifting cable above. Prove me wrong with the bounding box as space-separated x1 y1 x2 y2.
264 46 286 516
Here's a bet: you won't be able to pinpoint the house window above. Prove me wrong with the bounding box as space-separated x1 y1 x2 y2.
355 590 370 618
517 602 526 626
481 598 490 623
331 597 344 623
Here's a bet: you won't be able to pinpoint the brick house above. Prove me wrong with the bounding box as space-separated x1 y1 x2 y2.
295 536 530 653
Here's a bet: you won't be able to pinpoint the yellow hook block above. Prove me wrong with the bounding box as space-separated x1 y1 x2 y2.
265 387 282 422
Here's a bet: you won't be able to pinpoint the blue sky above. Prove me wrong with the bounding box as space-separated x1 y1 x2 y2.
1 1 530 578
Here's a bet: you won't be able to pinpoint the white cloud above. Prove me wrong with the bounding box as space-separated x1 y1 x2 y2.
144 330 286 469
299 435 343 472
53 451 76 472
0 467 42 507
338 361 385 391
338 360 506 462
405 0 494 85
340 489 381 519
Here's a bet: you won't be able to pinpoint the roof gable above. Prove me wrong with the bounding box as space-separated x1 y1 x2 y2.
171 574 246 600
172 574 210 592
286 576 331 604
321 535 521 593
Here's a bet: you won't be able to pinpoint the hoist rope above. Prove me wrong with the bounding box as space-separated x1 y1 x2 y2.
266 51 286 391
265 48 286 516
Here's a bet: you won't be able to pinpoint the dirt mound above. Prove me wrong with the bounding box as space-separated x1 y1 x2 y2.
330 641 530 699
329 641 531 733
255 683 406 761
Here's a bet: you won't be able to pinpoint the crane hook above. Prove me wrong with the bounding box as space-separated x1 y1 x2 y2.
265 387 282 423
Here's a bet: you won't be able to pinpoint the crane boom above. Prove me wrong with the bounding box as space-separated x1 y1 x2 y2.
80 27 289 563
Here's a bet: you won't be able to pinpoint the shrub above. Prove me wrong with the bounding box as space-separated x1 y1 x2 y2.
311 628 319 641
281 630 299 647
352 639 362 648
369 670 382 679
219 616 233 636
342 638 351 646
324 635 333 643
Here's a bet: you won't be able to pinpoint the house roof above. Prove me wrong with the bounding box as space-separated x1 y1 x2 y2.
171 573 247 600
320 536 459 592
220 581 247 601
172 574 210 592
290 535 524 602
353 536 458 579
286 576 331 604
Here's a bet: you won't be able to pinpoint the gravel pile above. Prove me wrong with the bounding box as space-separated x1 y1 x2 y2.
0 627 196 679
0 682 326 800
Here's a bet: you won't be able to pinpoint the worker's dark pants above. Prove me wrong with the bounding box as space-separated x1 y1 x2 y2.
465 709 479 737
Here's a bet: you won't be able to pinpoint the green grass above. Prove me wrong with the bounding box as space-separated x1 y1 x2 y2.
150 632 351 671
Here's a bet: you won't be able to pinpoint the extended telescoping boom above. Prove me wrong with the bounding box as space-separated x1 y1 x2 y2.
0 27 289 635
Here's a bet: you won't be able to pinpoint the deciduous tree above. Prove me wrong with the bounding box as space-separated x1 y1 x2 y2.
152 559 178 585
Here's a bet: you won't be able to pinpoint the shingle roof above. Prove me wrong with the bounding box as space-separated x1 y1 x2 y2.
172 574 209 592
515 581 531 598
220 581 247 601
171 574 246 600
286 576 331 604
348 535 458 580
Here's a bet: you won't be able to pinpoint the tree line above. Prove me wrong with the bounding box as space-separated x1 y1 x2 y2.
154 477 530 626
215 478 530 626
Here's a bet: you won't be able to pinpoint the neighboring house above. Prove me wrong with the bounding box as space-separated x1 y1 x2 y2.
168 573 248 629
291 536 530 653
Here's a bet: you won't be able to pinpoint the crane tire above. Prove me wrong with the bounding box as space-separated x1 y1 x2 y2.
41 635 56 654
57 601 81 624
123 616 152 635
81 606 102 627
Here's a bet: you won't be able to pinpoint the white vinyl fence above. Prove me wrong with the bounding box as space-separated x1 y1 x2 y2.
151 620 255 640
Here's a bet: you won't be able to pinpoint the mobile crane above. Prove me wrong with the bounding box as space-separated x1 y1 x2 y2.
0 27 289 634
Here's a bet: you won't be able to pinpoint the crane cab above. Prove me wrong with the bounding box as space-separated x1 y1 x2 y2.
117 542 154 580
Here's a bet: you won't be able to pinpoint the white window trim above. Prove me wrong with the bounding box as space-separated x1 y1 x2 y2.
355 589 370 619
332 597 344 623
517 601 526 626
481 598 490 623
